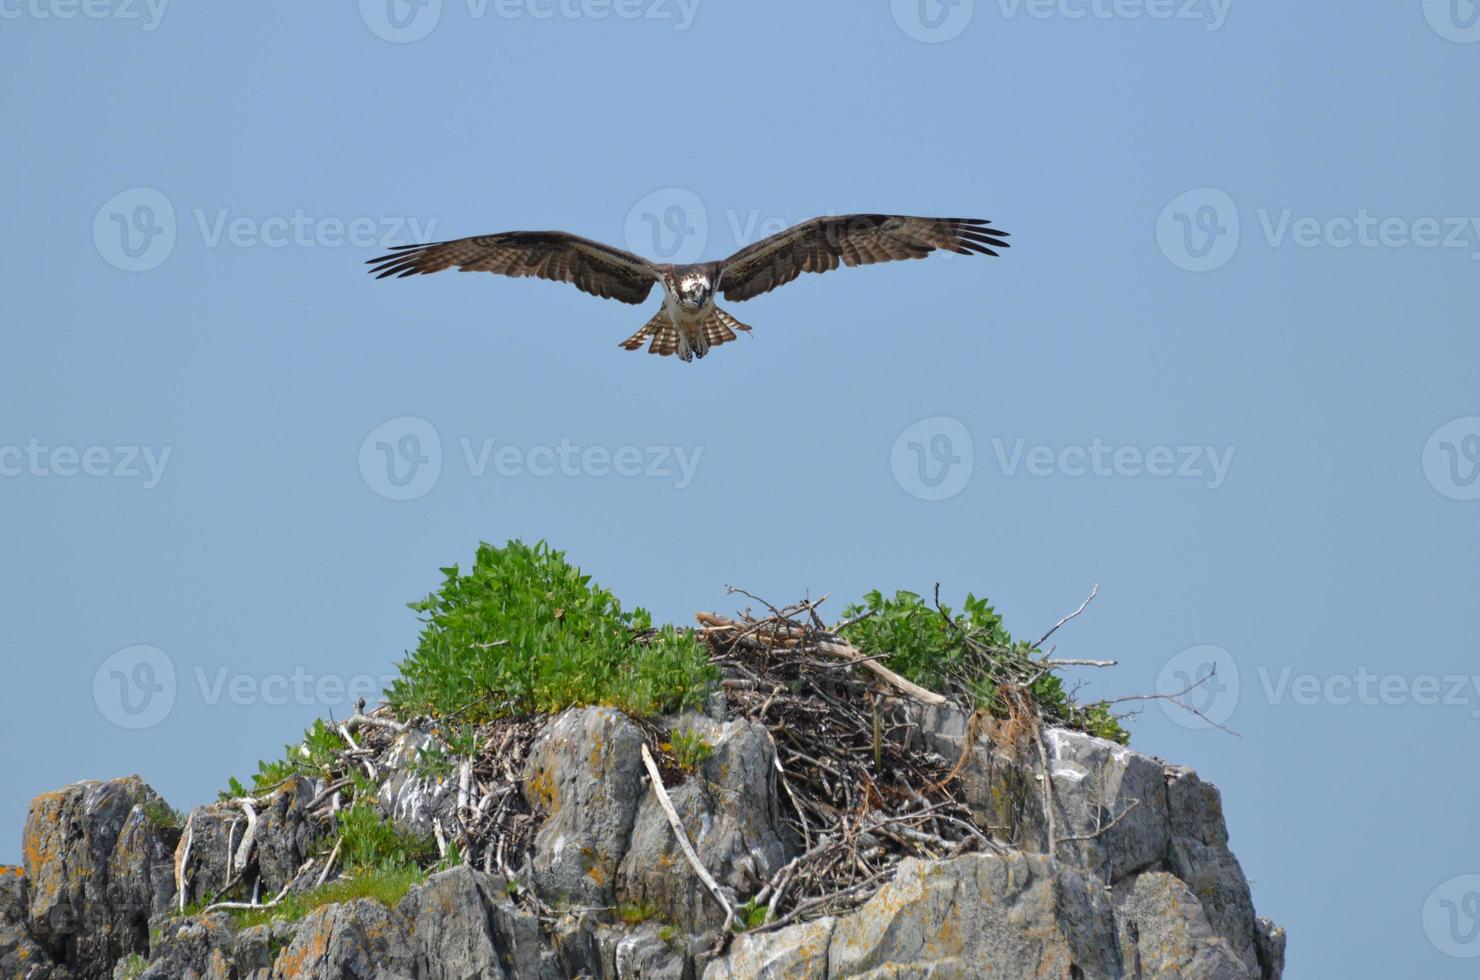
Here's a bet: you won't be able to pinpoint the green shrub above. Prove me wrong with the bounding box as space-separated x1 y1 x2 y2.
141 797 182 831
386 540 715 723
736 899 768 930
221 719 348 800
335 802 438 873
840 589 1128 745
665 728 714 774
617 901 660 925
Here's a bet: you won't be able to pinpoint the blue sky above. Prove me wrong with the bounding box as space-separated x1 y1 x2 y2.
3 1 1479 974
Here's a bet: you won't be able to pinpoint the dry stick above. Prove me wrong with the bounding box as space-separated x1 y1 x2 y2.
757 836 839 924
1107 669 1241 737
1033 723 1057 859
701 611 948 705
1058 799 1143 843
176 811 194 913
1034 584 1100 650
767 732 811 851
233 801 259 876
814 639 948 706
223 820 238 885
337 723 378 779
307 777 354 812
639 743 734 949
457 759 472 817
201 855 316 916
314 835 343 889
345 712 408 734
749 866 894 935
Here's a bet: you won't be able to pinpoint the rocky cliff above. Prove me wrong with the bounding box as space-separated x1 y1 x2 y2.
3 698 1283 979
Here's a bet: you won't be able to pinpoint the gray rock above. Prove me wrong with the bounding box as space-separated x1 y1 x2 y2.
135 867 546 980
395 865 544 979
175 776 327 909
12 708 1284 980
377 730 459 838
828 853 1121 979
600 923 690 979
1114 871 1254 979
1164 766 1262 975
522 707 648 908
1041 727 1170 883
1 867 74 979
253 779 326 898
916 709 1279 978
266 898 414 979
916 708 1169 884
23 777 179 978
618 716 794 932
134 912 238 980
710 853 1122 979
1254 916 1287 978
704 917 834 980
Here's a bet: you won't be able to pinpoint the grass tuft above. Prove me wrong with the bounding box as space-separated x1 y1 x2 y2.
232 866 425 929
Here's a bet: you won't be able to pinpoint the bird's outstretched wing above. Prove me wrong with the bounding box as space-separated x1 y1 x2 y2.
367 231 662 305
716 215 1008 302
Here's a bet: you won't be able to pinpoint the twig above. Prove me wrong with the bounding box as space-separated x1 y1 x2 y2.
1107 669 1241 737
314 836 343 888
1033 723 1057 858
701 610 948 705
1034 585 1099 650
176 811 194 913
233 800 258 876
768 732 810 851
640 743 734 952
1058 799 1143 843
813 639 948 706
345 712 408 734
200 854 317 917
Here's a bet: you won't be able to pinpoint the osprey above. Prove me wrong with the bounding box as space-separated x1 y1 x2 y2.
367 214 1008 362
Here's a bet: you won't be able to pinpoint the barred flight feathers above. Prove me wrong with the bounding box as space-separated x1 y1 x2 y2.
366 231 661 305
716 215 1009 302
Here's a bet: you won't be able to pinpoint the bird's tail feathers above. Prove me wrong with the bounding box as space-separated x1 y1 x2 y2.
618 306 753 361
702 307 753 350
619 309 676 356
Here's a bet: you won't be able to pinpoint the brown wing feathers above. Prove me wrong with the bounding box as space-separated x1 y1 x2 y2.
366 231 659 305
717 215 1008 302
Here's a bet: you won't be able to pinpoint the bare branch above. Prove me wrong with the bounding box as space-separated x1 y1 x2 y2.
640 743 734 952
1034 584 1099 650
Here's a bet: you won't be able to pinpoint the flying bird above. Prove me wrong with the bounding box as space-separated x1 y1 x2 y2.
367 214 1009 363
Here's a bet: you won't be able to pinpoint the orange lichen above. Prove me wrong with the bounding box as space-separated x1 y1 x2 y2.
526 769 558 812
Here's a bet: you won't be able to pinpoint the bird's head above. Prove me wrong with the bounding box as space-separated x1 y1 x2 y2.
677 274 712 312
